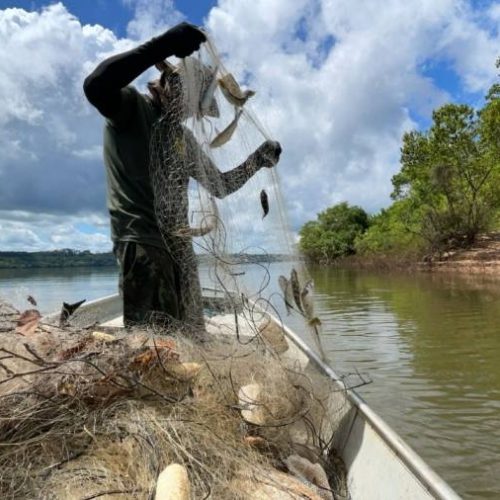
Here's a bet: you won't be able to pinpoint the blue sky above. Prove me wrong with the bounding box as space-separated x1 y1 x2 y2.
1 0 217 32
0 0 498 251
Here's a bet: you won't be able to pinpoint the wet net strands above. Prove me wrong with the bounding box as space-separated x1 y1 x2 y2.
0 300 350 499
149 34 327 356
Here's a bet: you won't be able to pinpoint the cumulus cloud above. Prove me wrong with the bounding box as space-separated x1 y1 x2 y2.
124 0 184 41
207 0 499 225
0 210 111 252
0 0 498 252
0 4 118 218
0 2 181 251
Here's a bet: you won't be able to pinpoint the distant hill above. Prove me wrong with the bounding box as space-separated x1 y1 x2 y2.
0 249 117 269
0 249 298 269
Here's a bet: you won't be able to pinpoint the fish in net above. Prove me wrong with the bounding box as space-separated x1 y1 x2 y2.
149 35 326 359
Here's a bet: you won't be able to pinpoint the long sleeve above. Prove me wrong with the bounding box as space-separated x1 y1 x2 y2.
185 130 260 199
83 23 205 119
83 44 163 119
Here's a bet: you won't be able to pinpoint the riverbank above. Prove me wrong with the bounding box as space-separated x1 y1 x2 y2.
0 250 116 269
322 233 500 275
419 233 500 275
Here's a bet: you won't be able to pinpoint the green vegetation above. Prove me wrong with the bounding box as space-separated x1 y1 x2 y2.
299 202 369 262
0 249 117 269
300 60 499 263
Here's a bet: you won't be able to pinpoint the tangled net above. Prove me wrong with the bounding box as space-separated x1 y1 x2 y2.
148 35 326 357
0 300 350 499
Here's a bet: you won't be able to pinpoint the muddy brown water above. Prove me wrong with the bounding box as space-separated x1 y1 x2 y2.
1 265 499 498
308 266 500 499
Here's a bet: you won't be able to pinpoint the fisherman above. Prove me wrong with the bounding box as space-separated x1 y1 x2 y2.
83 22 282 329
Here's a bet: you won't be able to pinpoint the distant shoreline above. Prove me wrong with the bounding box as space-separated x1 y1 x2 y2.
0 250 117 269
0 250 298 269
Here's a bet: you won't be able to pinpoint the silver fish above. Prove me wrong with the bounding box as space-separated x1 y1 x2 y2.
218 73 255 107
300 279 315 320
210 109 243 148
200 64 220 117
278 275 294 315
290 268 304 314
260 189 269 219
174 224 215 238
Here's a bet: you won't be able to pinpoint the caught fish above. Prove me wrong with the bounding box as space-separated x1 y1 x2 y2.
59 299 86 327
174 224 215 238
308 317 322 327
300 279 315 320
260 189 269 219
278 275 294 315
310 319 327 361
200 64 220 117
290 269 304 314
241 293 250 309
210 109 243 148
218 73 255 107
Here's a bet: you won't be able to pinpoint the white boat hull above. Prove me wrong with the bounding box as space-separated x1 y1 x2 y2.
43 293 460 500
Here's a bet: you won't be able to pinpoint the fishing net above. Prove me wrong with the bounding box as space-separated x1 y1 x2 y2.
0 35 364 499
0 300 351 499
148 35 326 357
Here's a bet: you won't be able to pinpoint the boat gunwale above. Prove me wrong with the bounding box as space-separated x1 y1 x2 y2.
265 310 461 500
42 292 461 500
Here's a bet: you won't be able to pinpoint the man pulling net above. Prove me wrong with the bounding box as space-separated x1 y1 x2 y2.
84 23 282 332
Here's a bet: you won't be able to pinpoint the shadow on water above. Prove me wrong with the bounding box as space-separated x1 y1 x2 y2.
308 266 500 499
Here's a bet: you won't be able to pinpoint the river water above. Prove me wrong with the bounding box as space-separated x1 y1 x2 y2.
0 264 499 498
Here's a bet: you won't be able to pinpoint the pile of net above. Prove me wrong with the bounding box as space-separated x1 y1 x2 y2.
0 300 348 499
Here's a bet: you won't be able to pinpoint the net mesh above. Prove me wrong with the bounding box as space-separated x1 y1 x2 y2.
149 36 325 357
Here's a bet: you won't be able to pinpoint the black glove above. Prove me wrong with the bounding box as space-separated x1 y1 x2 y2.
251 140 282 168
148 22 206 60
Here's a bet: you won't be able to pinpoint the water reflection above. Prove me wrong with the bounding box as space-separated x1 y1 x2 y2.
0 267 119 314
309 267 500 499
0 264 498 497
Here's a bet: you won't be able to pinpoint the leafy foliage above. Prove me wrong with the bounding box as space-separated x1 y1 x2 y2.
300 60 499 260
391 64 500 250
354 200 423 256
299 202 369 262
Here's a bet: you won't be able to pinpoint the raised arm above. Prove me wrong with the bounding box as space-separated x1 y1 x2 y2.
187 136 282 199
83 23 205 118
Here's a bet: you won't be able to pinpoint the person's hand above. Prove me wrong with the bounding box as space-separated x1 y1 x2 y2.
251 140 282 168
155 22 206 59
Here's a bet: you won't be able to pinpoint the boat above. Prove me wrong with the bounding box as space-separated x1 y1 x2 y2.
42 292 461 500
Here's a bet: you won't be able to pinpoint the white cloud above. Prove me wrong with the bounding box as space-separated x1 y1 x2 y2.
0 211 111 252
0 2 187 252
489 3 500 22
0 4 120 218
0 0 498 252
206 0 499 225
72 145 102 160
124 0 184 41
